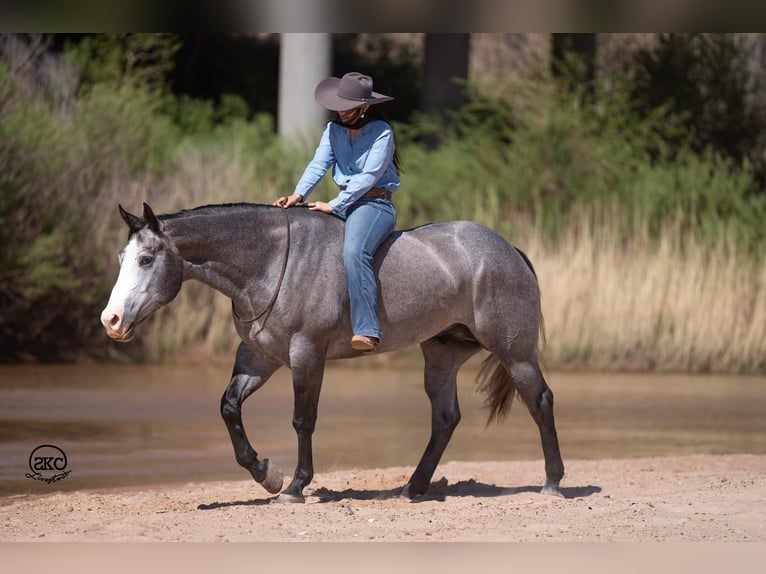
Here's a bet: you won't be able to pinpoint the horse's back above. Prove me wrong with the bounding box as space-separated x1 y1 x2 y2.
372 220 540 345
381 220 534 288
284 211 541 354
290 212 537 300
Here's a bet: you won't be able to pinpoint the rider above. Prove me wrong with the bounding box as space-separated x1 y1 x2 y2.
274 72 401 353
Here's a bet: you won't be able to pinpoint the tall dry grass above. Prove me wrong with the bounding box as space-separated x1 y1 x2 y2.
524 212 766 373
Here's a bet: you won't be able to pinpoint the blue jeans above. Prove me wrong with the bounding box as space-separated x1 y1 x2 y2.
342 197 396 340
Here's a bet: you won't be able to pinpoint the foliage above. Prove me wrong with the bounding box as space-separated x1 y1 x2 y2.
395 64 765 252
628 33 766 187
1 34 765 371
0 35 182 360
64 34 181 93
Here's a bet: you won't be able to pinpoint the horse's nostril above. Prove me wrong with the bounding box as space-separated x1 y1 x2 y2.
108 314 120 328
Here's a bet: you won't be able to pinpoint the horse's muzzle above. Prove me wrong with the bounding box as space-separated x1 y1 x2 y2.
100 309 134 342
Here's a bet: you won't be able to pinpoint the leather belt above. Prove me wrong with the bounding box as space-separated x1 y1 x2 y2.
339 186 392 201
362 187 393 200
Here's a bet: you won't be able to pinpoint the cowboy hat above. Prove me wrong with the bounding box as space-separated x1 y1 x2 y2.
314 72 394 111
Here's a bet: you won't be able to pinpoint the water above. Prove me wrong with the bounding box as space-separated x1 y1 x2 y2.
1 363 765 496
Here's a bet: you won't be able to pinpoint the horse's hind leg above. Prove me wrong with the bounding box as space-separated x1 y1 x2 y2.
221 342 283 494
507 359 565 496
402 335 481 498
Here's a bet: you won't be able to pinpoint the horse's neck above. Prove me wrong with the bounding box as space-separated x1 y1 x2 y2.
164 208 287 304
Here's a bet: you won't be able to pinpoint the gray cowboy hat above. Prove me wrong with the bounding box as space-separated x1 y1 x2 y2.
314 72 394 111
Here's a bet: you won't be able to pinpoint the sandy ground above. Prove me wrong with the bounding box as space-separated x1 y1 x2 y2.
2 454 765 542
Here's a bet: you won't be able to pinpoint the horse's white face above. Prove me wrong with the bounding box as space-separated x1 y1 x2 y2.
100 226 183 342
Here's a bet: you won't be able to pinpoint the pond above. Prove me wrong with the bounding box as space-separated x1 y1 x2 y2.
1 363 765 496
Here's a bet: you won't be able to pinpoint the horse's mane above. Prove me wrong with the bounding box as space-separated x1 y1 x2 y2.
123 202 291 238
157 202 273 221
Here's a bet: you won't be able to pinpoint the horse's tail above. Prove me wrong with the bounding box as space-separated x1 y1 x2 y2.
476 354 516 426
475 246 547 426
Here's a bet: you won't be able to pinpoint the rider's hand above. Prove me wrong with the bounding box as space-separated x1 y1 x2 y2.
273 194 303 208
308 201 334 214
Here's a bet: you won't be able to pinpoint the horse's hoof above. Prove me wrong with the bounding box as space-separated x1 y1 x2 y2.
399 482 424 500
541 480 564 498
275 492 305 504
259 461 284 494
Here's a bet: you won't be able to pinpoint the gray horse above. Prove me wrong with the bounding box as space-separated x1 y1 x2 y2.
100 202 564 502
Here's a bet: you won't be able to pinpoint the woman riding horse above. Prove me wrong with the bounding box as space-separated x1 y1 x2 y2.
274 72 400 353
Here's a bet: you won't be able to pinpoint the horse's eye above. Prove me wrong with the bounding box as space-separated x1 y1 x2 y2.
138 255 154 267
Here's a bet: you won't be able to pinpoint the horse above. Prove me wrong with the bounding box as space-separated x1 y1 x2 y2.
100 202 564 502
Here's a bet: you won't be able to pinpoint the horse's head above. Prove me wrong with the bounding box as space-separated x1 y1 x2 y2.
100 203 184 342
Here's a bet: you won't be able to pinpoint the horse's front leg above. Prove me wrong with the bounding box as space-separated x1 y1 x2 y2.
221 342 283 494
277 341 326 504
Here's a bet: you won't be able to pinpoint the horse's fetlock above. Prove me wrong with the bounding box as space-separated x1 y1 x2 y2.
296 469 313 484
232 448 253 468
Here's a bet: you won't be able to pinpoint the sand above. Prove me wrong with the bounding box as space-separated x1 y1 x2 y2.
2 454 765 542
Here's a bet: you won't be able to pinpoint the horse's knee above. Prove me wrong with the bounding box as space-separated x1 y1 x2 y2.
220 397 239 423
220 372 264 423
220 381 243 420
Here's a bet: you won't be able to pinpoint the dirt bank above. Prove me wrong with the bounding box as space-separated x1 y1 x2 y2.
2 454 764 542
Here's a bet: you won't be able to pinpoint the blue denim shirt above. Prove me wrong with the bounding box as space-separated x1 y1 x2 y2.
294 120 400 218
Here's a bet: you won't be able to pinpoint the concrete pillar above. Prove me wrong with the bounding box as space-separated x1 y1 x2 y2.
278 33 332 142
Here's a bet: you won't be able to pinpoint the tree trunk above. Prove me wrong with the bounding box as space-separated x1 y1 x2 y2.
422 33 470 147
423 33 470 116
278 33 332 142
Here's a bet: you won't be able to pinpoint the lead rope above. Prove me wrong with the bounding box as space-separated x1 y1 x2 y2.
232 208 291 325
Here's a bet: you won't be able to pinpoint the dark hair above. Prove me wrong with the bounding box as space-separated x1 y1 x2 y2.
332 106 403 174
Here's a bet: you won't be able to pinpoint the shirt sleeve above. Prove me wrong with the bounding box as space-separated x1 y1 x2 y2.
328 126 395 217
293 124 335 201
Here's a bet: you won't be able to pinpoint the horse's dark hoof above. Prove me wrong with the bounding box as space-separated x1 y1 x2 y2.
400 482 425 500
259 460 284 494
541 479 564 498
275 492 305 504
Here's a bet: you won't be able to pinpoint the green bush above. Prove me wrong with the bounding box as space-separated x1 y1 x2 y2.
0 41 182 360
2 35 765 366
395 71 764 253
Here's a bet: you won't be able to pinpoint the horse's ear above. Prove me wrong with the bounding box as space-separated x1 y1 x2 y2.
142 202 163 235
118 204 142 233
